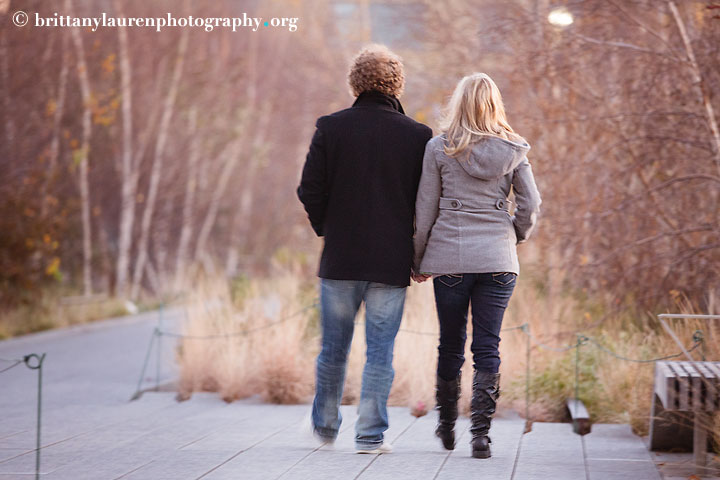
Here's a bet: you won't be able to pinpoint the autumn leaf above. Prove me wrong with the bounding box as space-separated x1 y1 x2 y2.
101 53 116 75
45 257 60 276
46 99 57 117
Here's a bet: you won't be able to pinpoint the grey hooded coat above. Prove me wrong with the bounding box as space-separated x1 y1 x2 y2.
413 133 542 275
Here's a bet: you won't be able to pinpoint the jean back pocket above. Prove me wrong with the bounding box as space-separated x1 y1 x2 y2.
491 272 517 285
437 274 463 288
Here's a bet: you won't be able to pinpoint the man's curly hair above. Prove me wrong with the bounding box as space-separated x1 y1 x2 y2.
348 44 405 98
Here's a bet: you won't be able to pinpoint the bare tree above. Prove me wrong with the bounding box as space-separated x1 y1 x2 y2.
130 25 189 299
67 0 93 296
174 107 200 289
113 0 137 297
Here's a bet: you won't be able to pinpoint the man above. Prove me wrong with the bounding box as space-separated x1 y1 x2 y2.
297 44 432 453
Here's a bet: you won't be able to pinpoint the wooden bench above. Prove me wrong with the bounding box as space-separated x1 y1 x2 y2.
649 360 720 470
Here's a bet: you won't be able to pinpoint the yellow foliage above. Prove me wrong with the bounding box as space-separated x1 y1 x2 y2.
101 53 116 74
45 257 60 276
414 110 428 123
46 99 57 117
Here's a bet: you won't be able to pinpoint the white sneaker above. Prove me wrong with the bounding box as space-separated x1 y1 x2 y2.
300 412 335 449
356 442 393 454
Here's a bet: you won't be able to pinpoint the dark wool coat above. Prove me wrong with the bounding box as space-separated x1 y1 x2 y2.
297 90 433 287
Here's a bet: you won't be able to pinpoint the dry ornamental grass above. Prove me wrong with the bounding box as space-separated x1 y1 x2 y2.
175 267 718 443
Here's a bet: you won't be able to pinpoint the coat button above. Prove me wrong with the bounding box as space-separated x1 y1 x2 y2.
451 201 459 208
496 199 505 209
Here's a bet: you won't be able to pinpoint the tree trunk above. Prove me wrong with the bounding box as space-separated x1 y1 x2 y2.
192 139 243 263
668 1 720 176
222 33 291 274
42 31 70 217
67 0 93 296
174 107 199 290
0 22 13 157
130 28 189 299
114 0 137 298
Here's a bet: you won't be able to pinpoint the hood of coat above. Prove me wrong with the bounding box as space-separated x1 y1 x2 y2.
452 134 531 180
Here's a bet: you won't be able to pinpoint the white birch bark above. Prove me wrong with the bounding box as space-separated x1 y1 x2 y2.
130 28 189 299
114 1 137 297
174 107 199 290
67 0 93 296
222 33 291 275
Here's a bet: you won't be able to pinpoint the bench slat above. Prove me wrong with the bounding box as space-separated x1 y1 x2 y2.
655 361 720 412
680 362 703 411
694 362 717 411
668 362 690 410
704 362 720 410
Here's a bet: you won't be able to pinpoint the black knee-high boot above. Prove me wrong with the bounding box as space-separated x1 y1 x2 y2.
470 370 500 459
434 372 461 450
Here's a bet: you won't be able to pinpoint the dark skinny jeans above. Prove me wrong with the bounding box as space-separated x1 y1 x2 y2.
433 272 516 380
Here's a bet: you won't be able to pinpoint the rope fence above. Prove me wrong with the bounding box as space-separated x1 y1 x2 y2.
130 299 708 435
0 353 46 480
0 357 24 374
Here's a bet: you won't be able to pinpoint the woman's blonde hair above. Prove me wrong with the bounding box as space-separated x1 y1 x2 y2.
441 73 522 157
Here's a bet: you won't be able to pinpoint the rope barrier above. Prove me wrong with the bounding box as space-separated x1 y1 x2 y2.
585 335 702 363
130 296 709 440
0 356 23 362
130 302 320 400
155 302 320 339
0 359 23 374
1 353 45 480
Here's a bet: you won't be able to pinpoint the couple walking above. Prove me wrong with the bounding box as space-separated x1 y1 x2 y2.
297 44 541 459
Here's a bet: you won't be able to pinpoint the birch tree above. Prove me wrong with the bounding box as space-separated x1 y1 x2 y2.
67 0 93 296
130 26 189 299
114 0 137 297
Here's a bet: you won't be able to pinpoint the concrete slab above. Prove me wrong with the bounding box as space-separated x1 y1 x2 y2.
512 422 587 480
0 310 672 480
584 424 661 480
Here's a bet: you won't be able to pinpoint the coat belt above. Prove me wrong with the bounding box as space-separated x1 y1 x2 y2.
438 197 512 213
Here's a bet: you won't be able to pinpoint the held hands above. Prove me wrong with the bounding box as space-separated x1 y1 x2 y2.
411 269 431 283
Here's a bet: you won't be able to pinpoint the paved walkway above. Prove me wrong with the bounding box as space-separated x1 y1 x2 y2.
0 310 714 479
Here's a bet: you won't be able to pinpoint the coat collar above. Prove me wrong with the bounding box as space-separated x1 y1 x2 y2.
352 90 405 115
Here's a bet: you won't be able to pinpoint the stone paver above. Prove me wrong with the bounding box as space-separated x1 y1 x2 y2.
0 310 684 479
436 416 524 480
584 424 661 480
512 422 586 480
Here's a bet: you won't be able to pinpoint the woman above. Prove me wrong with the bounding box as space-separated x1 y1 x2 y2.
412 73 541 459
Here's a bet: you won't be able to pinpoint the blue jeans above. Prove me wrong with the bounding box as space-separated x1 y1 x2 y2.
433 272 516 380
312 278 406 449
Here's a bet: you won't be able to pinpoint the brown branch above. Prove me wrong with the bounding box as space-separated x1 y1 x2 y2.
569 32 685 63
669 1 720 176
590 226 717 266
